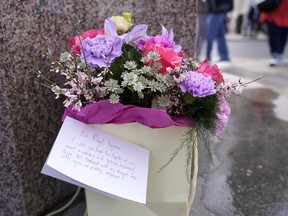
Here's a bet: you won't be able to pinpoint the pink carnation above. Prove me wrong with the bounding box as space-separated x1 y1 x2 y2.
68 29 105 55
143 43 182 75
196 60 224 85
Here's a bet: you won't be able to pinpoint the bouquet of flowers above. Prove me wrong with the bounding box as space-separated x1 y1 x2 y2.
39 13 243 133
36 13 248 213
36 11 247 174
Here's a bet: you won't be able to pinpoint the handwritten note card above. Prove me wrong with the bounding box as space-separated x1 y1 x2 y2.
42 117 150 204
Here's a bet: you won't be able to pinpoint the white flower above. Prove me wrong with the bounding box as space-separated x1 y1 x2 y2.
109 94 120 103
124 61 137 70
173 72 187 84
163 75 175 87
77 62 86 70
147 80 166 92
74 100 83 111
63 94 78 108
121 72 138 87
131 69 141 75
153 95 171 109
147 51 160 60
216 79 244 97
147 80 159 92
140 65 152 75
91 76 103 85
51 85 62 99
137 91 144 99
59 52 72 62
133 82 144 92
153 62 162 70
77 72 88 83
83 89 94 102
96 86 108 97
105 79 121 92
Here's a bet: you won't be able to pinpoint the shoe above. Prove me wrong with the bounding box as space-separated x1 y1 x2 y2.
269 58 278 67
278 59 288 66
269 58 288 67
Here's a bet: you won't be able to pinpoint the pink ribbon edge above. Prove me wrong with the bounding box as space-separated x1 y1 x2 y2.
61 100 194 129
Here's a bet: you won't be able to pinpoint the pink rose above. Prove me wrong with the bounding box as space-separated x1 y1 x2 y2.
68 29 105 55
195 60 224 85
143 43 182 75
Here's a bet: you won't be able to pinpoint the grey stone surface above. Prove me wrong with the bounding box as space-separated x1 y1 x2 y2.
0 0 197 215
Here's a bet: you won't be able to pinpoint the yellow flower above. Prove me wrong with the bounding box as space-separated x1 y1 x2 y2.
122 12 132 23
111 12 132 33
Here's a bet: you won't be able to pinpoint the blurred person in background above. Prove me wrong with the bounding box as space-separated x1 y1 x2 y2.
206 0 234 63
247 3 260 38
241 0 263 38
196 0 209 62
259 0 288 67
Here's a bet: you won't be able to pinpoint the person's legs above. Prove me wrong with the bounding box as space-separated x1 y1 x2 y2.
196 14 208 61
216 13 230 61
279 26 288 55
266 21 280 55
206 13 223 61
266 21 287 66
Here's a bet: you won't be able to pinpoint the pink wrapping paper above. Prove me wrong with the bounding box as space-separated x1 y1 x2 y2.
62 100 193 128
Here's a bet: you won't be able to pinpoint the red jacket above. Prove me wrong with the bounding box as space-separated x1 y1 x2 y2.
260 0 288 27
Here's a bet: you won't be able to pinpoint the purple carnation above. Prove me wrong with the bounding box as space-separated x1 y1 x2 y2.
179 71 216 97
80 35 123 68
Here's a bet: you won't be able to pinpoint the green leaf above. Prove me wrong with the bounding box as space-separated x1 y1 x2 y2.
109 57 125 80
109 44 143 81
183 92 196 104
122 44 143 66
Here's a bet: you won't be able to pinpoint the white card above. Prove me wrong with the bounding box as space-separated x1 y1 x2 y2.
41 117 150 204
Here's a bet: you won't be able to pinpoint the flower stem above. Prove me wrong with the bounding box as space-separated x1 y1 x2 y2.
185 132 198 216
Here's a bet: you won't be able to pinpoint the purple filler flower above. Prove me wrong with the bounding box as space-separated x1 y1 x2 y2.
122 24 148 44
179 71 216 97
80 35 123 68
213 97 231 135
135 24 181 52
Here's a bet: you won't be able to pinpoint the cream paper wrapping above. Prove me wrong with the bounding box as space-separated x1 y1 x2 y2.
85 122 191 216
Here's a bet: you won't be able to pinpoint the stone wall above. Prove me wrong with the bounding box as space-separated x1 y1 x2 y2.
0 0 197 215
